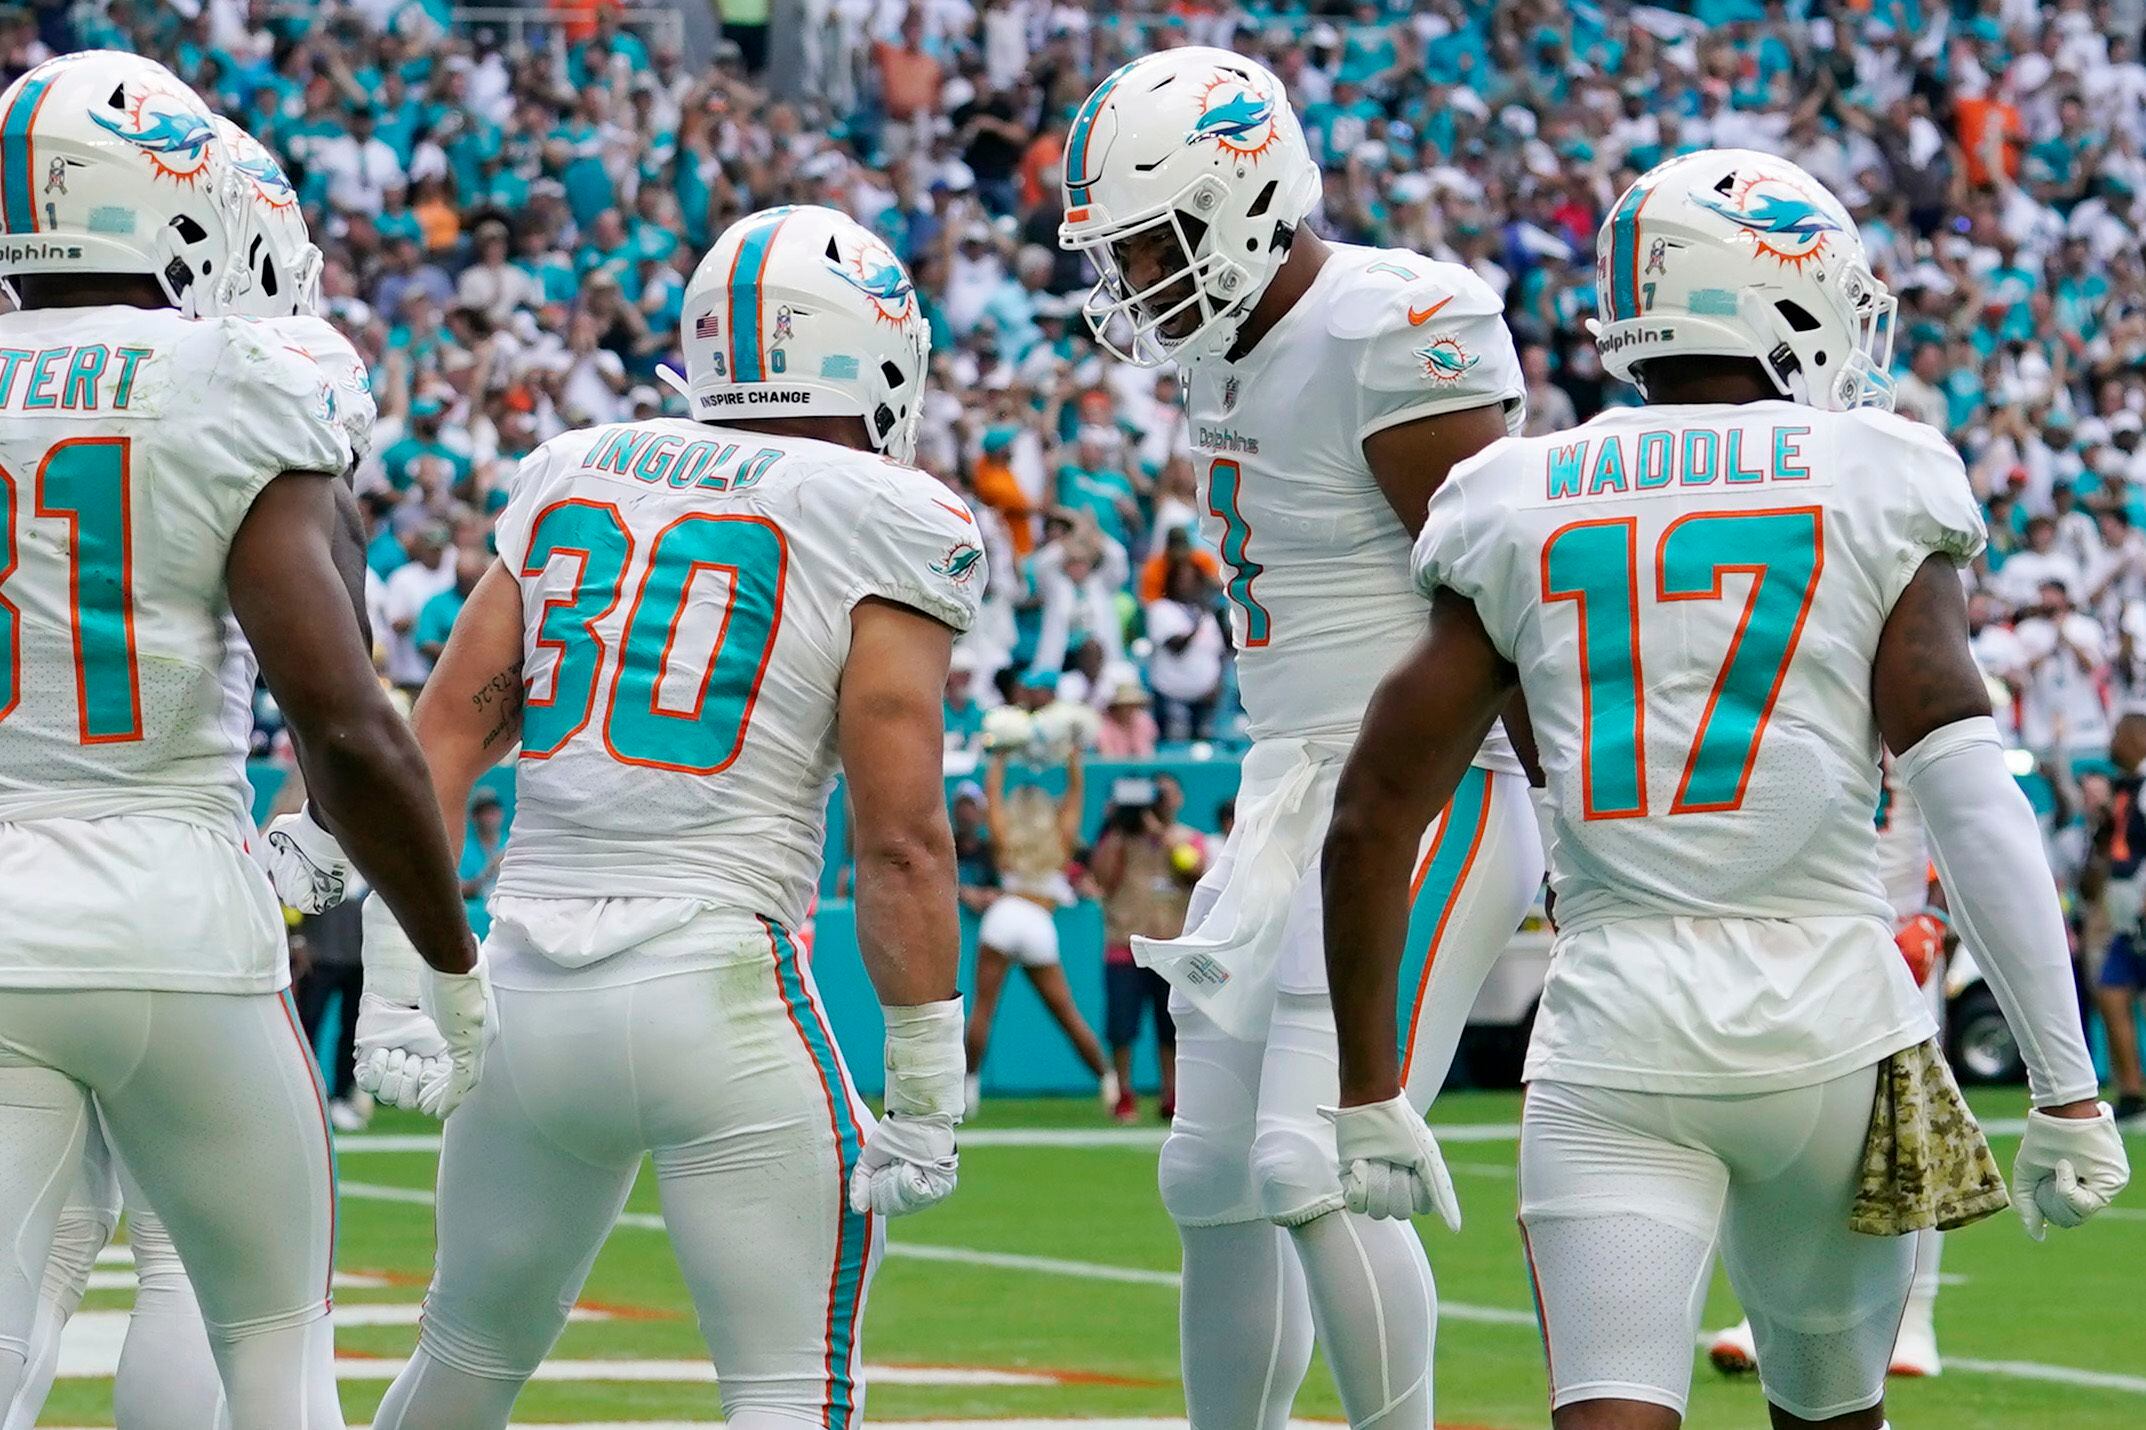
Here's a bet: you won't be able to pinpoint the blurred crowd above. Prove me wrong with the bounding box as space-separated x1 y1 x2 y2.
19 0 2146 1077
18 0 2145 763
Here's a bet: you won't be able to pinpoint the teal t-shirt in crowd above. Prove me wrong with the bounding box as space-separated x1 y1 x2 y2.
380 435 473 493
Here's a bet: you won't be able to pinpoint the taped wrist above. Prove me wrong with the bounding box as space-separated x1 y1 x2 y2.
883 997 966 1119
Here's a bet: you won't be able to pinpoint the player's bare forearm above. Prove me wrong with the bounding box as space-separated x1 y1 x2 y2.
842 598 964 1006
228 473 477 975
411 560 526 851
1362 401 1511 538
1872 556 1993 752
1323 589 1515 1105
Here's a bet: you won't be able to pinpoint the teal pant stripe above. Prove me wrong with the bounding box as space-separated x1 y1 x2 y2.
1 66 56 232
766 918 868 1430
1393 766 1491 1063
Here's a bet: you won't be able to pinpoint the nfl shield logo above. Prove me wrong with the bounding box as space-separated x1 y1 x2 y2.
1222 376 1239 412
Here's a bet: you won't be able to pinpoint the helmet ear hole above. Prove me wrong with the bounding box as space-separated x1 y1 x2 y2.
1775 300 1823 333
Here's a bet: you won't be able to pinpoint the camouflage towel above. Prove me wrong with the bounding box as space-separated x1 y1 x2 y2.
1851 1038 2010 1236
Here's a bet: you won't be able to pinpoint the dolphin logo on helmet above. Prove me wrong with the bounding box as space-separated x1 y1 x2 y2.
828 256 914 309
1187 91 1274 147
88 105 212 159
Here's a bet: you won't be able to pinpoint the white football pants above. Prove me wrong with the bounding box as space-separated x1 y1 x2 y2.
0 988 341 1429
371 917 881 1430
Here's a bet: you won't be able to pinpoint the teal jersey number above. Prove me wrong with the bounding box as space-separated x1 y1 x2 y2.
0 437 142 742
604 514 787 773
520 499 634 758
1543 518 1647 818
519 503 786 769
1657 508 1824 812
1542 506 1824 819
1206 457 1270 646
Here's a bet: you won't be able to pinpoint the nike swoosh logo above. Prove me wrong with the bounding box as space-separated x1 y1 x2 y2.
933 499 975 524
1407 295 1454 326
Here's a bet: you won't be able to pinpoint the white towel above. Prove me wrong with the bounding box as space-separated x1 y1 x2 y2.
1132 739 1346 1039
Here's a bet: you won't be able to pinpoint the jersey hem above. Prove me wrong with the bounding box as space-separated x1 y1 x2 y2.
0 969 289 994
1521 1020 1933 1096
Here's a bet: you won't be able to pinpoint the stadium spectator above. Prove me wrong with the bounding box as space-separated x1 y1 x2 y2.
292 898 370 1133
1090 775 1197 1122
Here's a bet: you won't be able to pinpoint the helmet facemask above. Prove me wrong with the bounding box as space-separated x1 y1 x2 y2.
1069 173 1269 365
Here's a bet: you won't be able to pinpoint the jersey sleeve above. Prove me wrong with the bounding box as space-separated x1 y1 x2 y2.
269 315 378 461
844 469 987 633
1410 443 1526 661
491 439 569 574
194 320 357 533
1851 410 1987 615
1338 263 1526 445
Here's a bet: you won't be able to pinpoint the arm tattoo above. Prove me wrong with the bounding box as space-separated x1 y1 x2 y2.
473 661 525 750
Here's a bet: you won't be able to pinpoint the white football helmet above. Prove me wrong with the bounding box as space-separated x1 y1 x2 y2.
673 204 930 463
1592 148 1896 412
1058 47 1320 366
214 114 321 317
0 51 244 316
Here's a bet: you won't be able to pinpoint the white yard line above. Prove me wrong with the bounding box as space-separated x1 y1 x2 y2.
319 1180 2146 1400
48 1422 1344 1430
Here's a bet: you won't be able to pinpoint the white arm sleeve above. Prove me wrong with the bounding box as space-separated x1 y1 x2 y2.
1895 716 2099 1106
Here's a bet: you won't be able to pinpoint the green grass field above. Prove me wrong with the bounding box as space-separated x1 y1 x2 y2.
33 1091 2146 1428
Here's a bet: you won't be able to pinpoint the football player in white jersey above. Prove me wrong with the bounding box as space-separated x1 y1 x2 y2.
1058 45 1545 1430
350 205 978 1430
1322 149 2129 1430
1 108 384 1430
0 53 483 1429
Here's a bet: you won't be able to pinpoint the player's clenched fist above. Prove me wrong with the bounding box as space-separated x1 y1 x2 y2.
852 999 965 1217
1323 1096 1463 1229
2013 1103 2131 1241
357 894 494 1117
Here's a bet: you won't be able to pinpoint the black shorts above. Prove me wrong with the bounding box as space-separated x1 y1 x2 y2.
1105 960 1175 1049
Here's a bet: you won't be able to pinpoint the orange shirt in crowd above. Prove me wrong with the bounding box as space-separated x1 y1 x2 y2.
1139 548 1221 603
875 43 944 122
972 455 1038 557
1955 95 2022 186
1019 131 1065 212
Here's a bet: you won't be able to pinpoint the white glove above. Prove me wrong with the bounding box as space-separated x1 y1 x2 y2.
353 993 449 1111
418 955 493 1119
355 895 487 1119
850 998 965 1218
258 805 352 913
1322 1095 1462 1229
850 1111 959 1217
2013 1104 2131 1241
